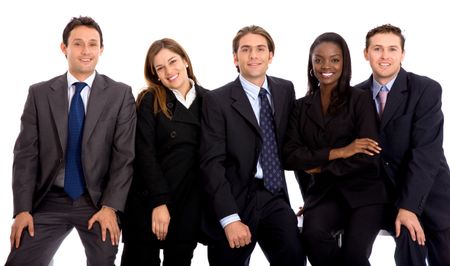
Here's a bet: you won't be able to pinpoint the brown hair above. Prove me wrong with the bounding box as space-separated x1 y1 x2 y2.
138 38 198 118
365 24 405 51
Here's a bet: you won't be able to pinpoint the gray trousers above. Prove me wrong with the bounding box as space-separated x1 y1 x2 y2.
5 188 118 266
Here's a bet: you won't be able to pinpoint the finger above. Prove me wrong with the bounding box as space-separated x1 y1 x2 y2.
28 221 35 237
407 225 417 241
87 217 95 230
395 221 401 238
101 223 107 242
152 220 157 235
14 227 24 249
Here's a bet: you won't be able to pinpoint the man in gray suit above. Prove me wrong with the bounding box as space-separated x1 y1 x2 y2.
6 16 136 265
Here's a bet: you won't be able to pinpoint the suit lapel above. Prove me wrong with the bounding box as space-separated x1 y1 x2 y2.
83 73 108 142
230 78 260 135
381 69 408 129
48 75 69 152
305 92 325 130
268 77 284 131
168 89 200 126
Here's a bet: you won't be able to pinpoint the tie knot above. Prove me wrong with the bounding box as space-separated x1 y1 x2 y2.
73 82 87 94
259 88 268 98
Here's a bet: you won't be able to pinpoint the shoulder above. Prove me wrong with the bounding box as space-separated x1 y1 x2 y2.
96 74 132 92
268 76 294 89
406 70 442 93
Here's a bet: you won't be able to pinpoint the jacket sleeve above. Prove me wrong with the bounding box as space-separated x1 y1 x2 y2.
132 93 171 209
200 93 239 220
12 86 39 217
100 86 136 212
397 79 444 215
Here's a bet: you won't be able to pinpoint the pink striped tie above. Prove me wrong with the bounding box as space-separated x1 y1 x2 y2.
378 86 388 116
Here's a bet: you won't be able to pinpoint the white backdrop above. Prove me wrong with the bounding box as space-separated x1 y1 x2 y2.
1 0 448 265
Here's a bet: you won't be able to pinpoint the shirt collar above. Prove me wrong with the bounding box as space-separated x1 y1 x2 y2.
169 79 196 98
67 71 96 89
239 74 270 100
371 75 396 100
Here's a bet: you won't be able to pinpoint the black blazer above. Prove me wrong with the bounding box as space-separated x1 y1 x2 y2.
356 68 450 230
122 85 208 243
283 87 388 210
200 76 295 239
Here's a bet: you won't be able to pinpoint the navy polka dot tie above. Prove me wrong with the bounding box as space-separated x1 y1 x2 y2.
259 88 283 194
64 82 87 200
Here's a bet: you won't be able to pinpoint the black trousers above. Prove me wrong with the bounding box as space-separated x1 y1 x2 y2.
383 206 450 266
121 241 197 266
5 188 118 266
302 191 384 266
207 180 306 266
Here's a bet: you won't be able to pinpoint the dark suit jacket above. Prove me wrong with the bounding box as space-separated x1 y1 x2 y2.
12 72 136 215
283 87 388 210
356 68 450 230
122 85 208 243
200 76 295 239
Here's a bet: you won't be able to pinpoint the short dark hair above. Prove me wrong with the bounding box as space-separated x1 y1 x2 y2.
62 16 103 47
365 24 405 51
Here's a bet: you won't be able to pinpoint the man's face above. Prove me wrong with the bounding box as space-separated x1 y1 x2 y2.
61 25 103 81
364 32 404 85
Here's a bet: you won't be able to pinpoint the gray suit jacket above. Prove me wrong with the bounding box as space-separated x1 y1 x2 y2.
12 72 136 216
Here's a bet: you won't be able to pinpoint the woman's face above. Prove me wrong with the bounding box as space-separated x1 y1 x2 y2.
311 41 343 91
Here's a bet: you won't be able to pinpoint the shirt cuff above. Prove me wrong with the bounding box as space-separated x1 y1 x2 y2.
220 213 241 228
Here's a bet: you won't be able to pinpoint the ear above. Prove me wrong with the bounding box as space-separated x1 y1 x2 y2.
363 48 369 61
60 42 67 56
268 51 274 64
233 53 238 67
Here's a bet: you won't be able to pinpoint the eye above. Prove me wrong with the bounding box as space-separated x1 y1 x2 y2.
313 58 321 64
389 47 398 52
331 58 340 63
155 66 163 72
241 47 249 53
169 59 177 64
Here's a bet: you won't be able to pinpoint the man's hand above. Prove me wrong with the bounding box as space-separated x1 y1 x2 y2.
395 208 426 246
152 204 171 241
88 206 120 246
10 211 34 249
224 221 251 249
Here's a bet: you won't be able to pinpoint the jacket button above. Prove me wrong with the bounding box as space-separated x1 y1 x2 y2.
170 131 177 138
384 162 389 166
167 102 173 108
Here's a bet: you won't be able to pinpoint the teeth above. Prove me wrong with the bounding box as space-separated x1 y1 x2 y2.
168 74 178 81
322 73 333 77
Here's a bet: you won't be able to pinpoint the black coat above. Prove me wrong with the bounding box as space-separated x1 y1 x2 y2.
356 68 450 231
283 87 388 210
122 85 208 244
200 76 295 240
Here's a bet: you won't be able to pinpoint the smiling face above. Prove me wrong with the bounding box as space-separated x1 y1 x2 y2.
233 33 273 87
61 25 103 81
364 32 404 85
311 41 343 91
153 48 190 93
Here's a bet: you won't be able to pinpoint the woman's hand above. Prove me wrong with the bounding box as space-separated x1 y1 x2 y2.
152 204 171 241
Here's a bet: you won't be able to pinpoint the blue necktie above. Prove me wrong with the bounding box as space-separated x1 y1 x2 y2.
64 82 87 200
259 88 283 194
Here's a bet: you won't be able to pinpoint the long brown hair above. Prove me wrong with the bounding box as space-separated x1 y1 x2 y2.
138 38 198 118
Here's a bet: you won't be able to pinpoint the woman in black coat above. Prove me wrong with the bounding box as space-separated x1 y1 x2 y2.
282 33 388 266
121 38 207 266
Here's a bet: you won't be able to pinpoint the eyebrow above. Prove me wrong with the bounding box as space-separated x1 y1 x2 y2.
240 44 268 49
155 56 177 68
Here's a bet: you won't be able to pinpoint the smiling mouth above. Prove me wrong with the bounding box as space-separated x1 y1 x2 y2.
168 74 179 81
